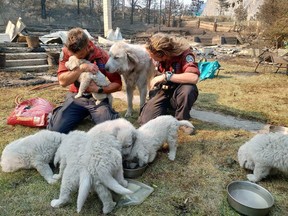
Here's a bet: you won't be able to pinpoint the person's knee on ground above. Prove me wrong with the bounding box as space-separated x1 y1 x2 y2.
172 85 198 121
90 102 120 125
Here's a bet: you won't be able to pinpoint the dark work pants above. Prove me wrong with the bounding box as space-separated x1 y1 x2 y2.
47 92 119 134
138 84 198 125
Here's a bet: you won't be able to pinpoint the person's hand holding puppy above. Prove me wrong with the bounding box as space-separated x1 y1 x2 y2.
79 62 99 74
150 74 166 89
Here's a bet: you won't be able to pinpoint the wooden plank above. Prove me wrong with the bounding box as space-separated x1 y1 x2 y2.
0 34 10 43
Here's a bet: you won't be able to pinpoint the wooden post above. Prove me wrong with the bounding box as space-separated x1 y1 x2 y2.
122 0 125 19
256 21 260 35
158 0 162 31
103 0 112 37
213 19 217 32
233 21 236 31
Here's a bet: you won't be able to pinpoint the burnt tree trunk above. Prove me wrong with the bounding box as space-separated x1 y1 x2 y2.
41 0 46 19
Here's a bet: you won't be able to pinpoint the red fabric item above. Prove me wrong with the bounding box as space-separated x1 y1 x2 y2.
7 98 54 127
156 48 200 76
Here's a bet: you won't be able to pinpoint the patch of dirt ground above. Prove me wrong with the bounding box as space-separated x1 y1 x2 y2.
0 67 58 88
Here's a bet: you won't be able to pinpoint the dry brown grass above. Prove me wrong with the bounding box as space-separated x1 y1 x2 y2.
0 56 287 215
195 56 288 126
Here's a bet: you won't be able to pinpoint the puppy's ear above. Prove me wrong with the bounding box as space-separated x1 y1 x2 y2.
141 153 149 166
126 51 139 64
112 127 120 136
66 59 79 70
132 131 137 145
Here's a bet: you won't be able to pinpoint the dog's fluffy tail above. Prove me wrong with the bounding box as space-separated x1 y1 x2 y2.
77 170 92 213
100 174 133 195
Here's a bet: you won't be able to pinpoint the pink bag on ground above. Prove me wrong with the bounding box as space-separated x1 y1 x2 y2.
7 97 54 127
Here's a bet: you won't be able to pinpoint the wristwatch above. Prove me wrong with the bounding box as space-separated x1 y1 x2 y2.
165 71 173 81
97 86 104 93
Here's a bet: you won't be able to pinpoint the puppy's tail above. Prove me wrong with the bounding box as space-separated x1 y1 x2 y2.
100 174 133 195
77 170 92 213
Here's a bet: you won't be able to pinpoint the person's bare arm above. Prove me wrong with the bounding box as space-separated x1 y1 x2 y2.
87 81 122 94
168 72 199 84
150 72 199 89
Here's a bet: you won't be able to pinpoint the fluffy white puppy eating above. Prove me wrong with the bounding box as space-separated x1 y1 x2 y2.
51 130 133 214
0 130 65 184
238 132 288 182
65 55 113 105
127 115 195 166
53 118 137 180
87 118 137 158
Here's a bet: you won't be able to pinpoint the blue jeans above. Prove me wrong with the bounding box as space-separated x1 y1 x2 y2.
47 92 119 134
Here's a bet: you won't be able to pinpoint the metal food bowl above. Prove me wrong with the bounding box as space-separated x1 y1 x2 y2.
123 162 148 179
227 181 274 216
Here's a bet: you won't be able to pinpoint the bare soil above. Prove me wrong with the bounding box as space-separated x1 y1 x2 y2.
0 54 256 88
0 70 57 87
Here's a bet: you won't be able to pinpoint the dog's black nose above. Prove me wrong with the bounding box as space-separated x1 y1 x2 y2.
105 65 109 71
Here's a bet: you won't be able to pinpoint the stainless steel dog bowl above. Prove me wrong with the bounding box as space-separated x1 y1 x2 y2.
123 164 148 179
227 181 274 216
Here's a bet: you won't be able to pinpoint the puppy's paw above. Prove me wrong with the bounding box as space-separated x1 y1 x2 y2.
52 174 61 180
103 201 116 214
247 174 259 182
124 111 133 118
47 178 58 184
138 160 147 167
168 155 175 161
77 207 82 213
74 94 81 98
121 179 129 187
51 199 62 208
168 152 176 161
125 112 132 118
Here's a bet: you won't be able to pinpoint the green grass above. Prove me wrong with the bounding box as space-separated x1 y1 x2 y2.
0 56 287 215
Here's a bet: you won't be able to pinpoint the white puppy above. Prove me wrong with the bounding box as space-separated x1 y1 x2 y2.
65 55 113 105
51 130 132 214
87 118 137 158
0 130 65 184
52 130 86 181
127 115 195 166
105 41 155 117
53 118 137 180
238 132 288 182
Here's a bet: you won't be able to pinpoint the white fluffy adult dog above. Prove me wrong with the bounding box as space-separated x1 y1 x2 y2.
51 130 133 214
105 41 155 117
65 55 113 105
126 115 195 166
0 130 65 184
238 132 288 182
